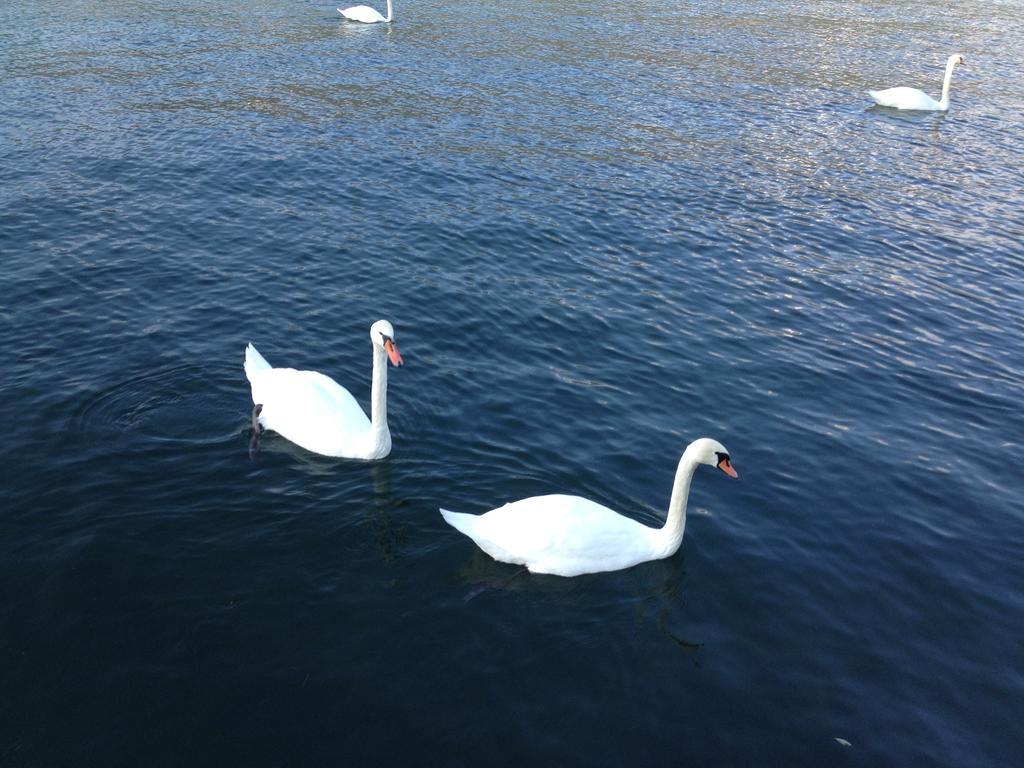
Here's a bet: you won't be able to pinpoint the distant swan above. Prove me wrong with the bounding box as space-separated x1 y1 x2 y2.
869 54 965 111
338 0 393 23
244 320 403 460
440 438 738 577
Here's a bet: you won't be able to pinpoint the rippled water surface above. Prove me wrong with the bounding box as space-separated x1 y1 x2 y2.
2 0 1023 765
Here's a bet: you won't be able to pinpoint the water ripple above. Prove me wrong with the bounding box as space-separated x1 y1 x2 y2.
68 363 240 448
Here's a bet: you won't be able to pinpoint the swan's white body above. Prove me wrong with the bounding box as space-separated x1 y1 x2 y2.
338 0 392 23
441 438 737 577
869 54 965 111
244 320 402 460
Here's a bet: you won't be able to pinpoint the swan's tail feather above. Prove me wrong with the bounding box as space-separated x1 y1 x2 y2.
440 508 478 537
244 343 272 382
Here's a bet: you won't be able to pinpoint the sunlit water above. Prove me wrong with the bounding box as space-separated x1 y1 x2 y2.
2 1 1023 765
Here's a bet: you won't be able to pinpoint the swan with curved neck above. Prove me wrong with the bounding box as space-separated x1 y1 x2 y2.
244 320 403 459
869 54 965 111
338 0 393 24
440 438 738 577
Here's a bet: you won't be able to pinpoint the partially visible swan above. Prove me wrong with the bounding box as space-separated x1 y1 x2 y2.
244 320 403 460
869 54 965 111
338 0 392 23
440 438 738 577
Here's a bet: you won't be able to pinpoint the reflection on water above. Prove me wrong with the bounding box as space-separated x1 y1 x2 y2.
368 460 406 563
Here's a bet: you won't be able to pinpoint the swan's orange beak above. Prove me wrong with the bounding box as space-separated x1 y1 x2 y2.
717 456 738 478
384 338 404 367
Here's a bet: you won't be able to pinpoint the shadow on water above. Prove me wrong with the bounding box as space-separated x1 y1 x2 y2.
866 103 950 132
245 429 347 475
632 561 706 654
866 103 948 116
334 18 393 38
452 545 704 653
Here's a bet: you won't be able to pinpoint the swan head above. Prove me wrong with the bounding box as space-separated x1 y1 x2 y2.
949 54 965 66
688 437 738 478
370 319 403 367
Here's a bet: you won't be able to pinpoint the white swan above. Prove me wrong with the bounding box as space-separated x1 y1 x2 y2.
244 320 403 460
440 438 738 577
338 0 392 23
869 54 965 111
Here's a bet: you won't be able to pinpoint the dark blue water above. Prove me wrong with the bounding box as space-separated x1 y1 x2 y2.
2 0 1023 764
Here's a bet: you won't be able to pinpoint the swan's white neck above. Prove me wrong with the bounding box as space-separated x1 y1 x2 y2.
368 344 391 457
384 0 393 22
652 446 702 557
938 57 958 110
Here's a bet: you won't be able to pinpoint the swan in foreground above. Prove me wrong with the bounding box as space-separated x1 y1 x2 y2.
868 54 965 111
338 0 392 23
244 320 403 459
440 438 738 577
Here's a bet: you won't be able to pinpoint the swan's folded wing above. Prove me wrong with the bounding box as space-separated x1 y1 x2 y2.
868 86 936 110
455 495 652 575
253 368 371 453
